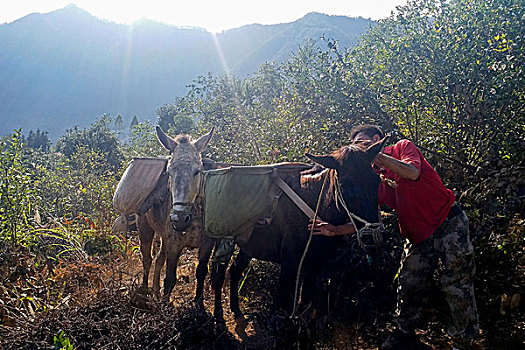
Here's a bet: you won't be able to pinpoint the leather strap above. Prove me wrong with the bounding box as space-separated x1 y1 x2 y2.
272 174 323 221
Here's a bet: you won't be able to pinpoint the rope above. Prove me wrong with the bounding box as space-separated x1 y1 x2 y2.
334 176 384 250
292 170 329 316
380 173 398 188
334 176 376 228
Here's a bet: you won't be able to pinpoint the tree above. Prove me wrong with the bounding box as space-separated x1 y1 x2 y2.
55 115 124 172
156 101 196 135
130 115 139 130
114 114 124 131
23 129 51 152
340 0 524 169
0 130 37 244
125 120 167 158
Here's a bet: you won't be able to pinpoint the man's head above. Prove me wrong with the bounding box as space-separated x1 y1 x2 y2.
350 124 384 148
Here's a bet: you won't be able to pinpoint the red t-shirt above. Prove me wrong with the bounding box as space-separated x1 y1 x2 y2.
376 139 455 245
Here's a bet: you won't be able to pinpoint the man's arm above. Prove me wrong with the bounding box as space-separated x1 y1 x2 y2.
309 220 356 236
375 152 420 181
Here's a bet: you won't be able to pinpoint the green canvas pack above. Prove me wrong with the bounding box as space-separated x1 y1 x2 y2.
204 163 311 239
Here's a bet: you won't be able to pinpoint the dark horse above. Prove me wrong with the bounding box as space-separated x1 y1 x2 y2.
194 139 387 319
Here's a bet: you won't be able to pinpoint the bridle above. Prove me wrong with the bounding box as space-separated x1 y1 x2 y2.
166 159 205 228
171 201 200 215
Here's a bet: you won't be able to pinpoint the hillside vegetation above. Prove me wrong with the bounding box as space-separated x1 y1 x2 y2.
0 0 523 348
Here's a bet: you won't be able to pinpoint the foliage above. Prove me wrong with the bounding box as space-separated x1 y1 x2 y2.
54 330 73 350
55 115 125 172
156 99 196 134
340 0 524 168
23 129 51 152
124 120 168 158
182 43 362 164
22 147 118 230
0 130 38 245
30 219 126 261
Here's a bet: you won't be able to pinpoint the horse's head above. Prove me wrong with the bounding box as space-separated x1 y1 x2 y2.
305 138 388 227
156 126 214 232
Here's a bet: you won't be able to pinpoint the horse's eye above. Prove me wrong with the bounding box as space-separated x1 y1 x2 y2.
193 170 201 176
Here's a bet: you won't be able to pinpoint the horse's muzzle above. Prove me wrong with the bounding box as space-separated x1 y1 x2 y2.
170 211 192 232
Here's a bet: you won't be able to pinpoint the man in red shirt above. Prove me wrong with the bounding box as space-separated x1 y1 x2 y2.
311 125 479 350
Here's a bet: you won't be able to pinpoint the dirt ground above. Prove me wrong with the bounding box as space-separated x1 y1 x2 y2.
127 245 517 349
0 236 523 350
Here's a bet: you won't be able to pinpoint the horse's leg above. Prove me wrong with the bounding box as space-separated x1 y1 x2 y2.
152 232 168 295
137 215 154 291
278 252 304 314
299 237 339 313
163 240 182 296
194 235 215 308
299 259 319 311
229 250 251 319
211 245 233 320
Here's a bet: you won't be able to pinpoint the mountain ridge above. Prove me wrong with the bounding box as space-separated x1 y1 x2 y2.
0 5 374 139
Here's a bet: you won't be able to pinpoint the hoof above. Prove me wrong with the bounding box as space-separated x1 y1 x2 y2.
213 314 226 325
193 297 205 310
160 294 171 303
137 285 152 295
234 316 248 341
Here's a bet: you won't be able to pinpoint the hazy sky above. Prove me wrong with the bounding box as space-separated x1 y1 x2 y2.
1 1 408 33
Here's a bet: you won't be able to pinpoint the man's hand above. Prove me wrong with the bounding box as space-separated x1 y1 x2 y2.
308 219 356 236
373 151 386 167
309 219 337 236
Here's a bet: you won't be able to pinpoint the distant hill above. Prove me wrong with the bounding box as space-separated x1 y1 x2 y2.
0 4 374 139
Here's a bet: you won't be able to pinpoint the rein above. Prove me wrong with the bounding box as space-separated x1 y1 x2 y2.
292 169 330 316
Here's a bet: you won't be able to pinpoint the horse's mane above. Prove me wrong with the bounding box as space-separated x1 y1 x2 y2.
301 166 330 184
174 135 191 144
332 144 363 163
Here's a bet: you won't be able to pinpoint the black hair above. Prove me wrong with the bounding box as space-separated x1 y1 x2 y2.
349 124 384 140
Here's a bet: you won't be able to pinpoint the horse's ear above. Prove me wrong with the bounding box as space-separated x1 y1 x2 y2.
305 153 339 169
365 135 389 162
156 126 177 152
193 127 214 153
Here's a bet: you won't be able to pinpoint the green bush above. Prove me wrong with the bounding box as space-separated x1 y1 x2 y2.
0 130 39 245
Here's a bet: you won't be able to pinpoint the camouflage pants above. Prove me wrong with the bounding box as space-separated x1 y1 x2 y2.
394 206 479 342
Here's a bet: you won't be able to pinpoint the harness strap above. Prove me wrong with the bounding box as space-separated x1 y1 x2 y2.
271 172 324 222
137 171 169 215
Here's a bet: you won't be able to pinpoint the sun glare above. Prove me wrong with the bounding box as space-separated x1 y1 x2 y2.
211 33 231 73
1 1 409 33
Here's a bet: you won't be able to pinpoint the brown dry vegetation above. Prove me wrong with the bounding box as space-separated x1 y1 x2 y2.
0 222 523 350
